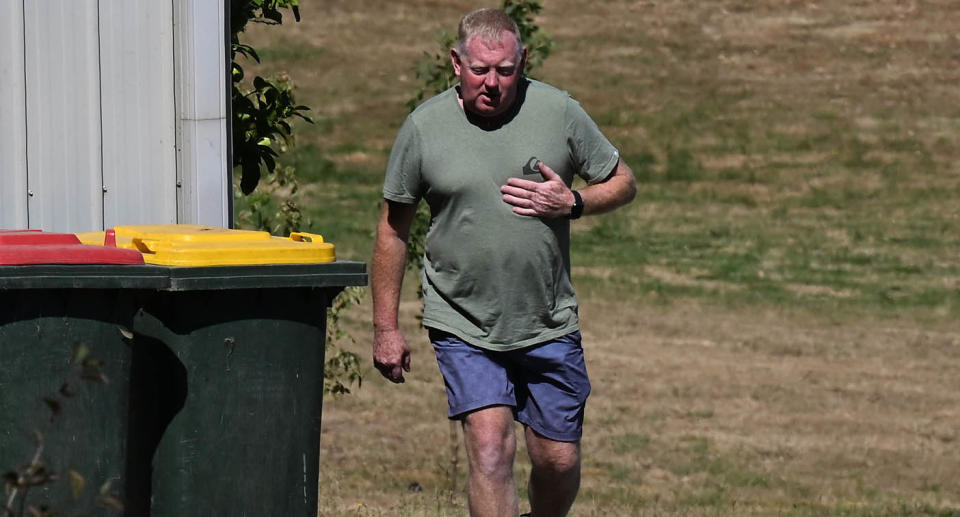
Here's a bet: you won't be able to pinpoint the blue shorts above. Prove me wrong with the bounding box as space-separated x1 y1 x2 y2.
428 328 591 442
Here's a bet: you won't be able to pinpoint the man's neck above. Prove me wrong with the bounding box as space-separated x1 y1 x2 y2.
456 78 528 131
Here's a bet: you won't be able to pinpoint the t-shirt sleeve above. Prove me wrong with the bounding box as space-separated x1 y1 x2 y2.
382 116 423 204
564 97 620 184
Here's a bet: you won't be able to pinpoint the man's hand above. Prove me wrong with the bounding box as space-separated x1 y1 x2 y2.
501 161 573 218
373 327 411 383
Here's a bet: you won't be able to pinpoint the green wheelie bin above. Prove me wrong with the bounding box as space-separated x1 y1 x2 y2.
111 225 366 517
0 230 155 515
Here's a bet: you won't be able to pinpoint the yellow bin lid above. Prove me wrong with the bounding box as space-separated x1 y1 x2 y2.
115 224 271 243
112 225 335 266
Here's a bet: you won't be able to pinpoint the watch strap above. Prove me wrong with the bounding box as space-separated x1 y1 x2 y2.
568 190 584 220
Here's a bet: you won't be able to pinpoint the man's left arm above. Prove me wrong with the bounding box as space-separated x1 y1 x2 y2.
501 157 637 218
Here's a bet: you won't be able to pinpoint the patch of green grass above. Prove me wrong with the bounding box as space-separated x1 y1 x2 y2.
624 150 658 183
252 42 328 62
581 484 646 509
724 469 772 489
284 145 381 186
613 433 652 454
664 147 702 182
674 487 727 508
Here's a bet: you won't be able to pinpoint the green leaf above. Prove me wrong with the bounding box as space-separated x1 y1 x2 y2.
98 495 125 511
68 470 86 500
80 357 108 384
241 161 261 195
99 477 114 495
72 342 90 365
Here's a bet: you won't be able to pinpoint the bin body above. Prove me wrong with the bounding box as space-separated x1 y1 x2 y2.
0 280 145 515
132 286 336 517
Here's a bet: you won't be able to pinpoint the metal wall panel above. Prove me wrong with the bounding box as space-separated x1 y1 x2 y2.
4 0 228 232
23 0 103 232
99 0 178 227
175 0 230 228
0 1 28 229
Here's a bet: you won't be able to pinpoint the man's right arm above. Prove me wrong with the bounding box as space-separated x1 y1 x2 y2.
371 199 419 383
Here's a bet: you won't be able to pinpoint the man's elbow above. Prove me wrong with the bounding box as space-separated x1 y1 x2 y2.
619 162 638 206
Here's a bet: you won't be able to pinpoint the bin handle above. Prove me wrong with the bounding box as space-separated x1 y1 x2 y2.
132 238 158 254
289 232 324 243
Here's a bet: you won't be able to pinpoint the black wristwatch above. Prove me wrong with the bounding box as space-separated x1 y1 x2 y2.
568 190 584 220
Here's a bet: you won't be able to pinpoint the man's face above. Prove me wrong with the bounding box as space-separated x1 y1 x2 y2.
451 31 526 118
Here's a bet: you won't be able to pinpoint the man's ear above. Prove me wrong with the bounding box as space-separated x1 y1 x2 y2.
520 46 528 74
450 48 463 78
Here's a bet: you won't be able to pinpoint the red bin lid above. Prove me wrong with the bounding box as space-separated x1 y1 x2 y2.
0 232 82 246
0 231 144 265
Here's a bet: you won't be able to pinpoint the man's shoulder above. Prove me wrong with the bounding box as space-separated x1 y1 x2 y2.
409 87 459 122
520 79 579 116
524 78 568 98
524 79 575 103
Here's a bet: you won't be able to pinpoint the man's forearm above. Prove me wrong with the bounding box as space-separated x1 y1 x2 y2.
372 233 407 332
579 158 637 217
371 201 416 332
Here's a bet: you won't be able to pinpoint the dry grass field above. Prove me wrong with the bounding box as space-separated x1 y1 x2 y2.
240 1 960 515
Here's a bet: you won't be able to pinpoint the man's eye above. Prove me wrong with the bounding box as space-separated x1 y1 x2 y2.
497 68 515 76
471 68 488 75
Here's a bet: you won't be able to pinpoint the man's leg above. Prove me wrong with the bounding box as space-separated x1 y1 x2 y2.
524 426 581 517
462 406 520 517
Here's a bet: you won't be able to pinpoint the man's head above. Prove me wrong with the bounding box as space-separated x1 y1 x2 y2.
451 8 527 118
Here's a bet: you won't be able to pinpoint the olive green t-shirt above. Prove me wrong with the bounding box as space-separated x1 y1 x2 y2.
383 79 620 351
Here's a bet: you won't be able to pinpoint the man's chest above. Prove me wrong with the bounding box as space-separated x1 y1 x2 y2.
419 127 572 202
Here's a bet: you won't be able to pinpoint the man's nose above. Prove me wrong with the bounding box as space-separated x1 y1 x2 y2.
483 71 499 88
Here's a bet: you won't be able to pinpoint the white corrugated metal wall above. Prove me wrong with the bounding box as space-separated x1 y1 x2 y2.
0 0 229 232
0 1 29 229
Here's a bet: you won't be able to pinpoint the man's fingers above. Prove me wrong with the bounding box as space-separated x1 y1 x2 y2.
504 178 539 191
502 193 533 208
501 161 570 217
512 207 537 216
500 184 529 199
376 362 405 383
373 330 411 383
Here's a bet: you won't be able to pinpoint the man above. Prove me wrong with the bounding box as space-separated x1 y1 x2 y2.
372 7 636 517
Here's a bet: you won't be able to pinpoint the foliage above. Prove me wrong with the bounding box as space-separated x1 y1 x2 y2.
233 164 306 236
502 0 555 72
231 0 312 195
323 287 365 396
404 0 555 280
3 344 123 517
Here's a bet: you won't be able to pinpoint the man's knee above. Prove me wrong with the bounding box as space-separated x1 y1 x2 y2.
535 448 580 477
526 431 581 477
464 408 517 477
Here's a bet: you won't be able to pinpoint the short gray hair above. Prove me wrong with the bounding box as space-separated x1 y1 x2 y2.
455 8 523 59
